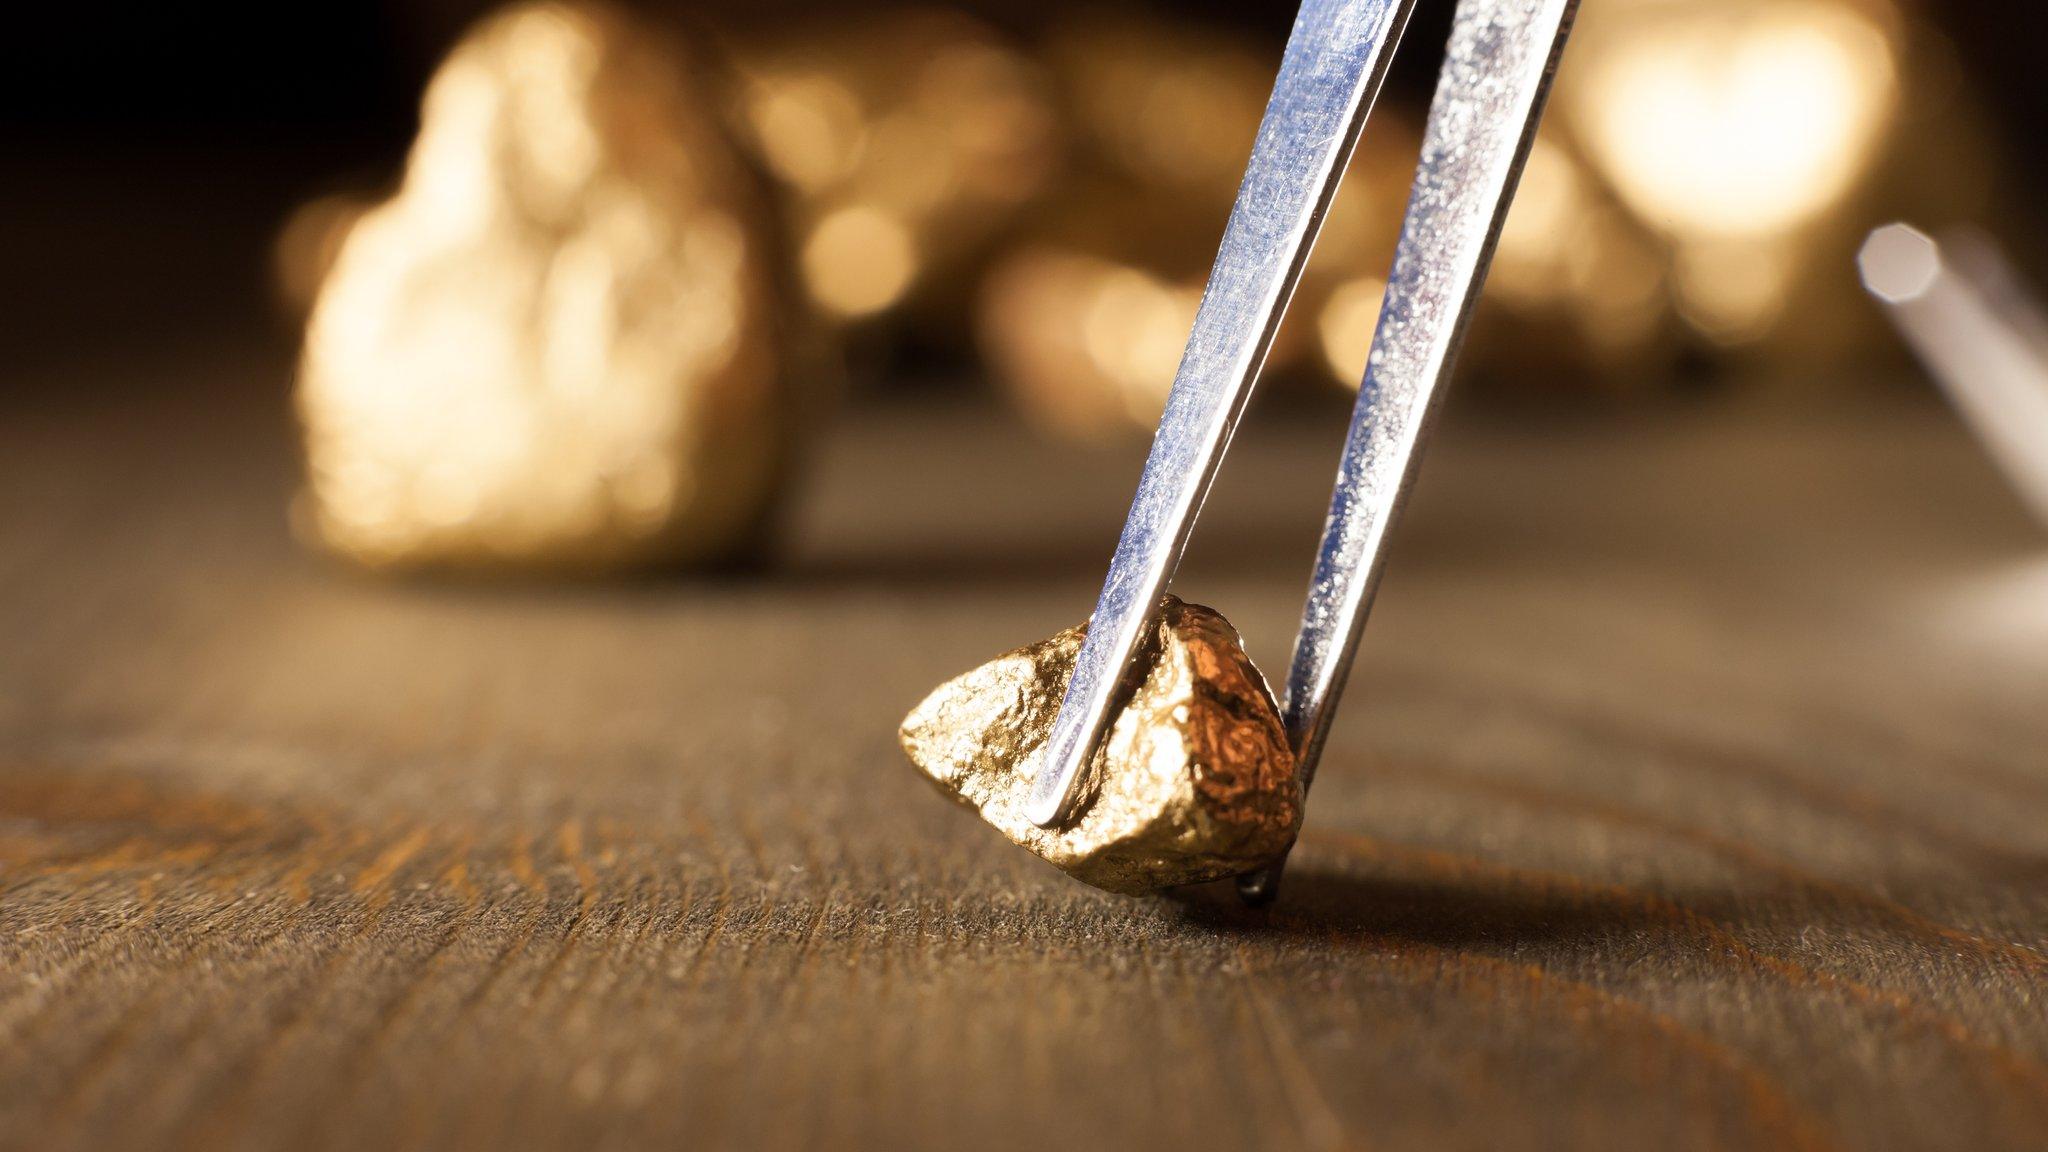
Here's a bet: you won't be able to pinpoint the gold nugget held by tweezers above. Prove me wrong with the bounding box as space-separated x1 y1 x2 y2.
902 0 1578 902
900 598 1301 894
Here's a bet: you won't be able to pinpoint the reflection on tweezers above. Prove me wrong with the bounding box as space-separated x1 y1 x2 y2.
1861 223 2048 529
1033 0 1581 908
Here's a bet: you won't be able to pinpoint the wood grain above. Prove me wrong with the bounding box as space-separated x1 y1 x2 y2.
2 345 2046 1152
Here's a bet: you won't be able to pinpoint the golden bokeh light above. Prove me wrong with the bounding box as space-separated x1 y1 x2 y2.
1570 1 1896 242
1317 276 1387 389
1488 136 1590 308
1298 0 1916 376
979 249 1201 440
1565 210 1669 358
1549 0 1904 352
289 0 1976 508
1046 16 1270 207
1467 132 1673 386
734 10 1058 324
296 3 789 572
1673 239 1799 344
742 73 867 193
802 205 918 319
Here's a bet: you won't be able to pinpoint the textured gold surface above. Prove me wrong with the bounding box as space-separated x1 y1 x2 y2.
900 597 1301 894
296 3 788 572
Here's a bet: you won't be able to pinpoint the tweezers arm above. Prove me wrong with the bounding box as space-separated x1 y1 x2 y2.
1862 226 2048 527
1247 0 1580 897
1027 0 1415 827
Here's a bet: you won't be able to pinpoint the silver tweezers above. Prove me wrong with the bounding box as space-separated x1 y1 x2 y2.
1860 223 2048 530
1028 0 1581 905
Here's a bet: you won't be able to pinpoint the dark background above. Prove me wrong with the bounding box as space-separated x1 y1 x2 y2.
3 1 2043 380
7 3 2047 150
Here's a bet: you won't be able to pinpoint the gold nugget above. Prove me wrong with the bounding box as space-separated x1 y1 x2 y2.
296 3 787 572
900 597 1300 894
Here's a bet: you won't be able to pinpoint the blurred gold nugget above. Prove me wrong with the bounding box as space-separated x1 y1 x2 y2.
1552 0 1907 358
732 9 1058 323
272 191 373 319
297 2 787 571
900 597 1301 894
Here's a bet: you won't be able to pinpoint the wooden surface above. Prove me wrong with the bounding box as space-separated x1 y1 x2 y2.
3 344 2047 1152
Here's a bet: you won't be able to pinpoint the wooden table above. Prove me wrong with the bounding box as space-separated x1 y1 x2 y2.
3 342 2046 1151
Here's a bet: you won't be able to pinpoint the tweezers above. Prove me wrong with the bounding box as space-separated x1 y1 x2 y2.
1860 223 2048 529
1028 0 1581 906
